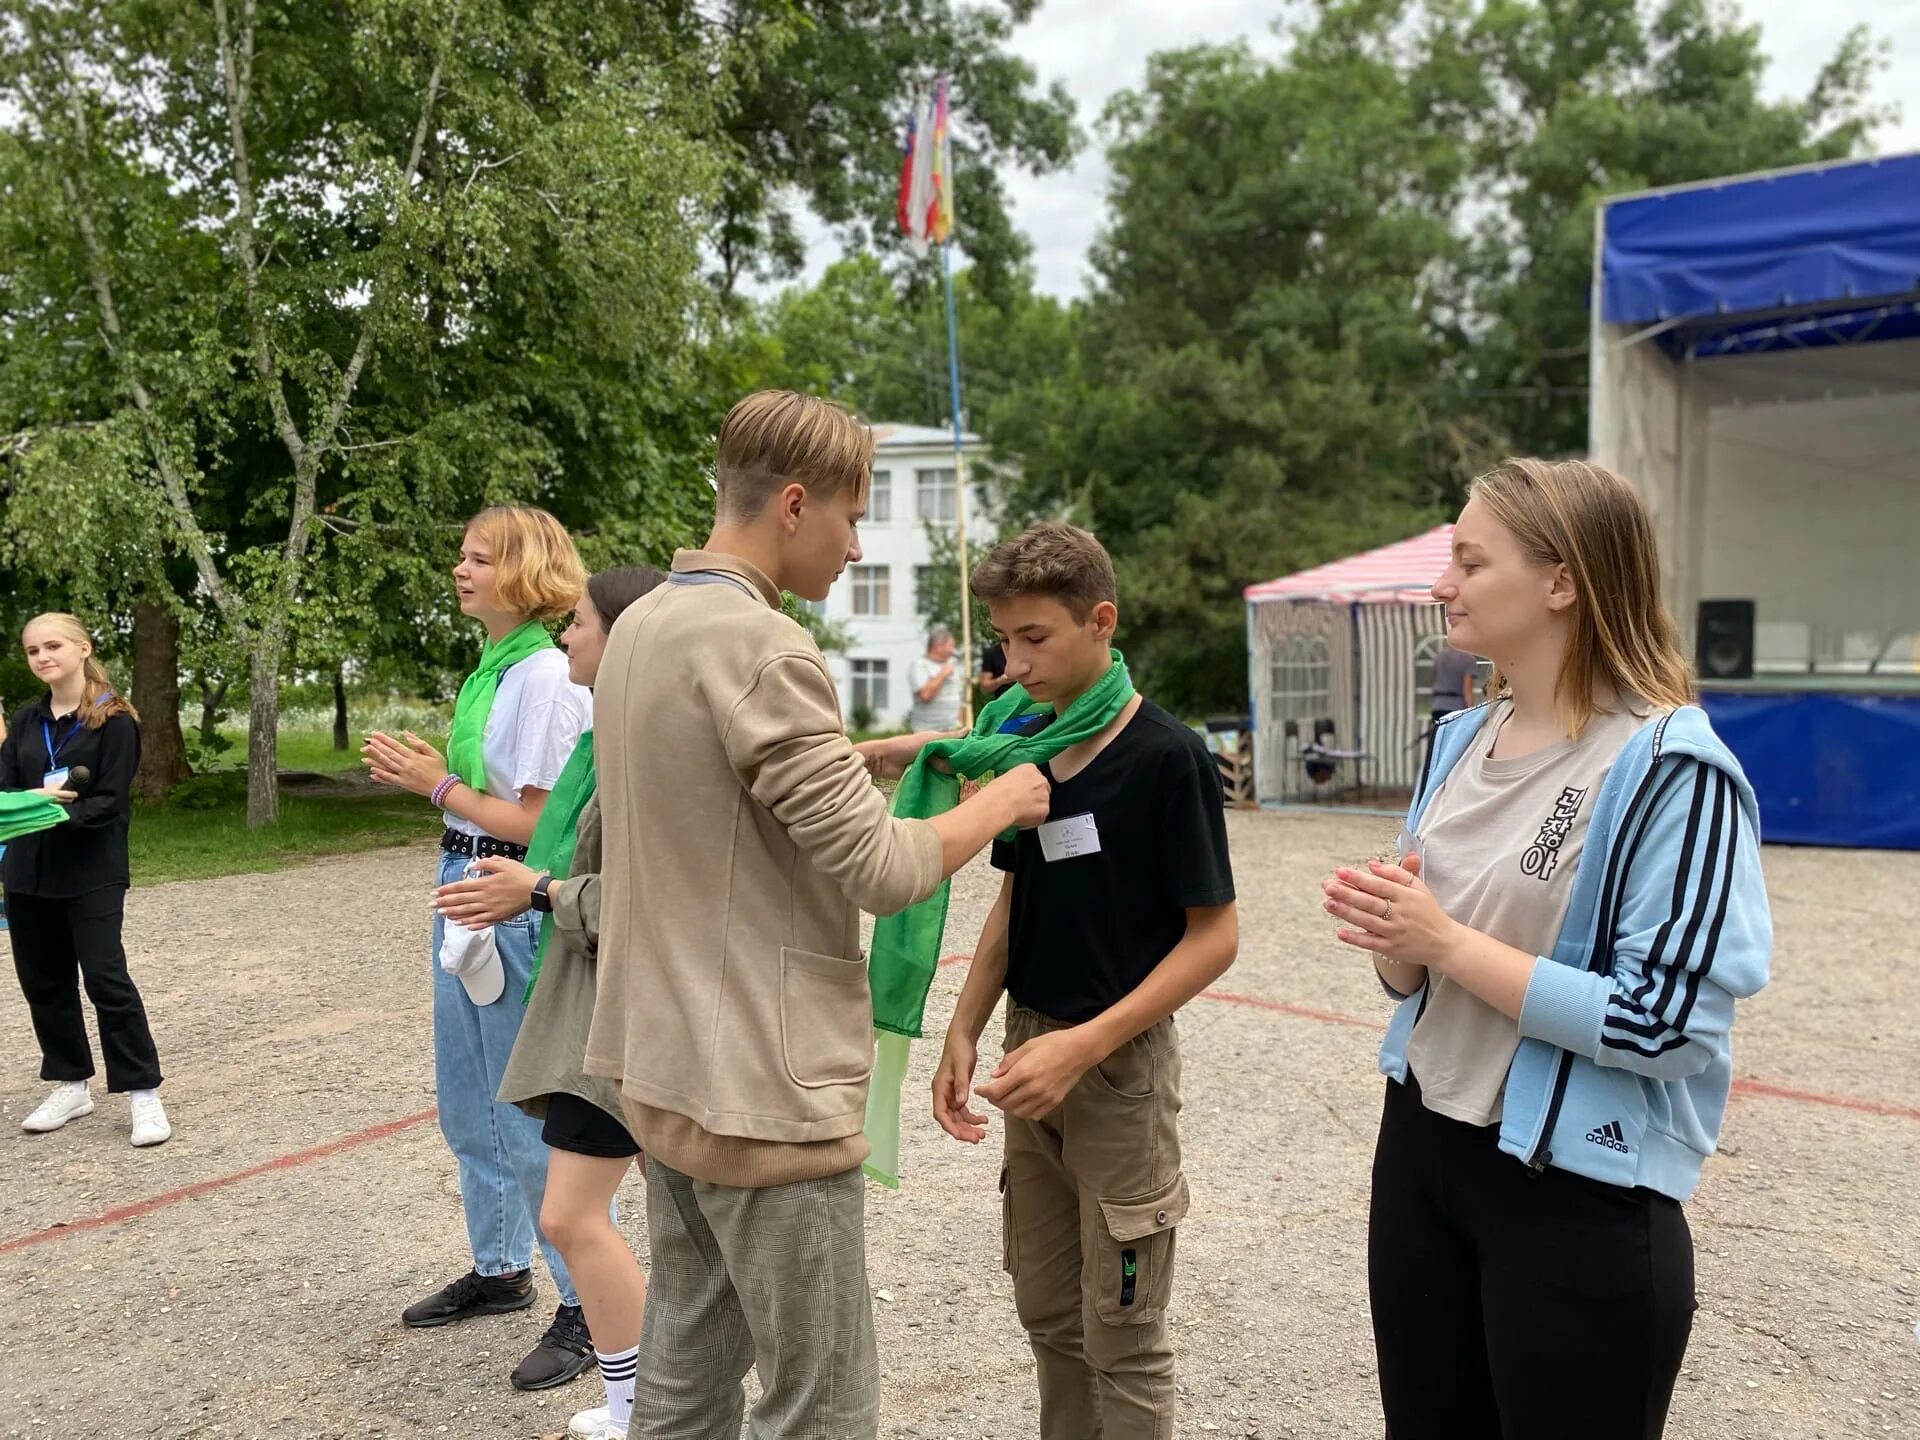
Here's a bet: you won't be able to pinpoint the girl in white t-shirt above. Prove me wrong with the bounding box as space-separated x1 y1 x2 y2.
362 505 596 1393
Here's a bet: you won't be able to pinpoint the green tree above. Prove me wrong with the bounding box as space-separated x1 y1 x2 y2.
1 0 723 823
993 27 1469 714
984 0 1889 715
734 251 1077 444
1453 0 1890 455
689 0 1079 298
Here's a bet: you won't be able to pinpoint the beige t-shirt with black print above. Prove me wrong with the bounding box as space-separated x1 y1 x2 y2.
1404 700 1655 1126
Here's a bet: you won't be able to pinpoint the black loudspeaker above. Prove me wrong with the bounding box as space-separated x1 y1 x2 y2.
1696 599 1755 680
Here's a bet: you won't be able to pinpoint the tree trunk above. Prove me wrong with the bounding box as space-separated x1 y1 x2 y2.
199 676 229 746
245 638 282 827
332 666 349 751
130 600 192 802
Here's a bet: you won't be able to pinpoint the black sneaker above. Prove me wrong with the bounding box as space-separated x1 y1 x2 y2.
401 1268 535 1328
509 1303 594 1391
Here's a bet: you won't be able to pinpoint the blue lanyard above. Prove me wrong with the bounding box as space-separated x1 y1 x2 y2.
43 715 82 765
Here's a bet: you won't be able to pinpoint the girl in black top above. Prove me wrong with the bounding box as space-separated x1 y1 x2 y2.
0 613 169 1146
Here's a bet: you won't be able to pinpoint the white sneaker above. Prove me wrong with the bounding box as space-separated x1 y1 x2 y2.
129 1092 172 1148
568 1405 623 1440
22 1081 93 1133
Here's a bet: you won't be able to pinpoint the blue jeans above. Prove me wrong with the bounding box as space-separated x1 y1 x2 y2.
431 849 578 1304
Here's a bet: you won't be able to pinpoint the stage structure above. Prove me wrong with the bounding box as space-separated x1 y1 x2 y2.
1591 152 1920 849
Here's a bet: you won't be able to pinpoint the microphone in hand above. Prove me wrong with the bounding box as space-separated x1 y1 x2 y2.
66 766 91 790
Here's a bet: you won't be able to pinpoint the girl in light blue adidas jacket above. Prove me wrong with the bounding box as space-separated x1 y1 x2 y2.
1322 458 1771 1440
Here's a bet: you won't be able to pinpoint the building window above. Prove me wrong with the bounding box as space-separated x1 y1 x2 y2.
916 467 956 523
915 565 940 617
868 471 892 524
1268 634 1330 722
849 564 890 617
850 658 889 716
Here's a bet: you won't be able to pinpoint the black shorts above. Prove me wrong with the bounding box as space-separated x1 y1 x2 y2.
540 1091 641 1159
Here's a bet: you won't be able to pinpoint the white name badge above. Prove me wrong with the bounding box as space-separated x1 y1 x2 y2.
1037 812 1102 863
42 767 70 790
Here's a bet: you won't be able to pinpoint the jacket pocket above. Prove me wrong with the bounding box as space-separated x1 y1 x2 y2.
1093 1171 1190 1325
779 947 874 1089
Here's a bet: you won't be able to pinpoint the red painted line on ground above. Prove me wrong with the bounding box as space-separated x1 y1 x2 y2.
0 1107 438 1257
5 969 1915 1256
944 955 1918 1117
1729 1077 1920 1124
1195 987 1387 1032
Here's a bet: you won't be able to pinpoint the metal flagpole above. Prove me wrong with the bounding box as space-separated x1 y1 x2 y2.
939 237 972 726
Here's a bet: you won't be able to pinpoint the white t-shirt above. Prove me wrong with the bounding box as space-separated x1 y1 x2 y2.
908 654 963 730
444 648 591 837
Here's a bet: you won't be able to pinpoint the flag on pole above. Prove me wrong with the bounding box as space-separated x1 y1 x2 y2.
897 76 954 256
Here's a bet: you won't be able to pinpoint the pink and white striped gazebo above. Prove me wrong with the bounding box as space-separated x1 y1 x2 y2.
1243 525 1455 803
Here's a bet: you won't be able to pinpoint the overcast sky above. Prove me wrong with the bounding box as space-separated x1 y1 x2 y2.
799 0 1920 299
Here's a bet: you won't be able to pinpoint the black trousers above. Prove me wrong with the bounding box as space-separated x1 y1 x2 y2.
6 887 163 1092
1369 1076 1695 1440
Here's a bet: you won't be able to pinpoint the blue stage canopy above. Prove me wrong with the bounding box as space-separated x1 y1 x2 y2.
1600 153 1920 338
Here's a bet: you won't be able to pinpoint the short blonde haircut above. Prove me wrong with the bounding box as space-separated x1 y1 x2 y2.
1471 458 1694 737
714 391 873 522
21 613 139 730
969 522 1117 622
464 506 586 622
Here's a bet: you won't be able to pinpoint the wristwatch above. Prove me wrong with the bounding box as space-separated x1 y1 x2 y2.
530 874 555 914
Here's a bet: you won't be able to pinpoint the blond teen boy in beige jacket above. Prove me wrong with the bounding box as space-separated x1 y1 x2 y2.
586 391 1050 1439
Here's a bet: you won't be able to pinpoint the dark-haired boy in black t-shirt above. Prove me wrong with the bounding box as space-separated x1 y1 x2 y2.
932 521 1237 1440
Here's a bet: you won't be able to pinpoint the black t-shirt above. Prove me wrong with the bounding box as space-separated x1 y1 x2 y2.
981 643 1007 679
0 697 140 898
991 699 1235 1024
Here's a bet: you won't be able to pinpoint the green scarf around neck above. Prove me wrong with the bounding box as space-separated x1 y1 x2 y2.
446 619 556 792
521 730 596 1003
869 648 1135 1039
862 649 1135 1187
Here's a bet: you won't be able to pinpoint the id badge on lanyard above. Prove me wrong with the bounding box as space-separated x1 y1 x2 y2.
43 716 79 790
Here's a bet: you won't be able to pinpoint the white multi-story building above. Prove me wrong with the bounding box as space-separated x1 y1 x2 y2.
817 422 995 728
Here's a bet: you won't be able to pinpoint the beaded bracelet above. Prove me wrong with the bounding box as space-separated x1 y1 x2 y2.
430 775 460 809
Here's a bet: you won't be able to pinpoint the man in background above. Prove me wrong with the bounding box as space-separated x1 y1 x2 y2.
909 625 964 731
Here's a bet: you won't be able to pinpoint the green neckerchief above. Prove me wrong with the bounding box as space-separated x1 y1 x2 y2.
0 791 66 843
869 648 1135 1039
521 731 595 1004
446 620 555 792
863 649 1135 1188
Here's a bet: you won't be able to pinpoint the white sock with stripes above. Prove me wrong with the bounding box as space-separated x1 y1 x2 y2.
597 1343 639 1434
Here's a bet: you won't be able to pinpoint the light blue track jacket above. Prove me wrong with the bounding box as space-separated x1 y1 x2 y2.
1380 703 1773 1201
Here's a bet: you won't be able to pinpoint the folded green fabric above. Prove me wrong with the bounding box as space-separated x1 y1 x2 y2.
0 791 67 843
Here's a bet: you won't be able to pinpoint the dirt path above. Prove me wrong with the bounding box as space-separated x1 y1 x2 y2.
1 810 1916 1438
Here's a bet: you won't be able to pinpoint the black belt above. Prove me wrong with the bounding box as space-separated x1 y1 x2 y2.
440 828 528 862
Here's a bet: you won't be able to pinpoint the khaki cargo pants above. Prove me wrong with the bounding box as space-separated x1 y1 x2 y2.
1001 1003 1189 1440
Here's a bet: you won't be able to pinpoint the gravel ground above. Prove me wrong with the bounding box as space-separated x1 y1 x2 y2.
1 808 1917 1438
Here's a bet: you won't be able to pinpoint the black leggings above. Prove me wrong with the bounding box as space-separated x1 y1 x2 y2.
6 886 163 1092
1369 1076 1695 1440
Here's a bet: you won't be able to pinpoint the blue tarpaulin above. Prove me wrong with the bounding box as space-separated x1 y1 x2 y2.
1698 690 1920 851
1601 153 1920 334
